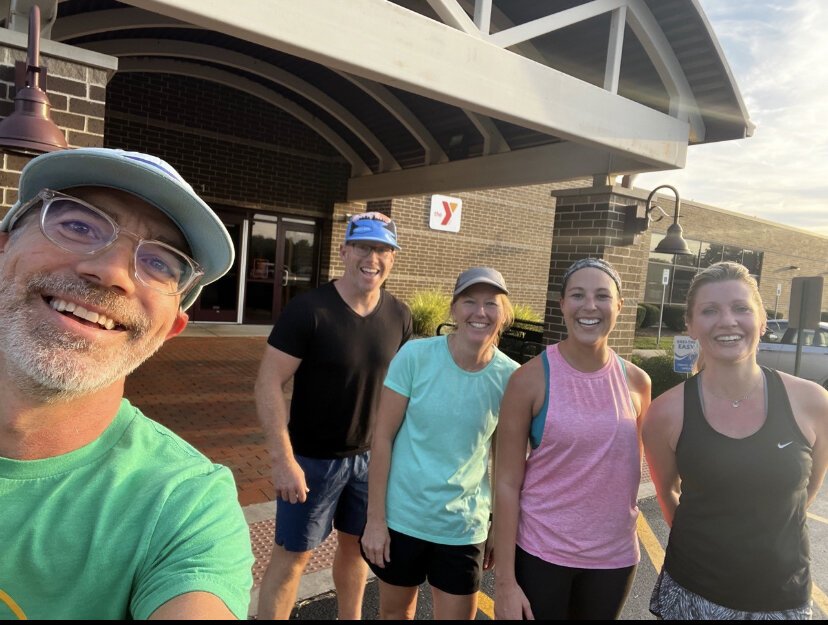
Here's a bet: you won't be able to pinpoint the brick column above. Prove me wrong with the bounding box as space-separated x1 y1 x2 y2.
544 184 651 358
0 31 117 216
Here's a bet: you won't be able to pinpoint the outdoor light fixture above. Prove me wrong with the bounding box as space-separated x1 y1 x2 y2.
622 184 694 255
0 4 68 155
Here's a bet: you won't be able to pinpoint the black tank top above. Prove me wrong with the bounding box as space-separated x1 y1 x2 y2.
664 367 812 611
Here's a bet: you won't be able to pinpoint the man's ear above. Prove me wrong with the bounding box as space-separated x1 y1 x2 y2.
165 310 189 340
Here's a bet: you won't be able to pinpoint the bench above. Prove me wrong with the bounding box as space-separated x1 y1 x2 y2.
435 318 546 364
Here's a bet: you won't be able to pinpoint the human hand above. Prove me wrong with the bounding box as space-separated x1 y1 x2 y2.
494 579 534 620
272 456 309 503
483 531 495 570
360 520 391 568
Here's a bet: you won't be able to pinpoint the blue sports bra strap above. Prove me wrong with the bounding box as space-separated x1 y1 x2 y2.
616 354 637 415
529 348 551 450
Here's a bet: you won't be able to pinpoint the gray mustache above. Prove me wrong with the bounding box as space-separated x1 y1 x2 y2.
26 273 153 337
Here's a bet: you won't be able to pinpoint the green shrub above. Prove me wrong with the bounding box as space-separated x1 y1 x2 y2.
636 304 647 328
822 311 828 322
408 290 451 336
513 304 543 323
766 309 784 320
631 354 685 399
663 303 687 332
641 303 661 327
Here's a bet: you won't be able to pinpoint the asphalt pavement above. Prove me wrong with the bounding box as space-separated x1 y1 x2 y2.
287 489 828 620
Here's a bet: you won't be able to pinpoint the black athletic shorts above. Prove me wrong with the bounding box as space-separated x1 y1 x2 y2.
362 528 485 595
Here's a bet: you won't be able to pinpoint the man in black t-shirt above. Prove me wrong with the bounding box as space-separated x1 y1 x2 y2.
255 212 412 620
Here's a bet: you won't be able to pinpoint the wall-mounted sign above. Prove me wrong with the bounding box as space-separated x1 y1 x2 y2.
673 336 699 374
429 195 462 232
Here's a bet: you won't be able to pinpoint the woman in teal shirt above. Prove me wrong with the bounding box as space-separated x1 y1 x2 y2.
361 267 519 619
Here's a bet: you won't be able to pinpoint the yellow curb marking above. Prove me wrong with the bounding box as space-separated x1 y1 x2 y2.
808 512 828 525
813 583 828 617
476 511 828 619
637 513 665 571
478 589 495 619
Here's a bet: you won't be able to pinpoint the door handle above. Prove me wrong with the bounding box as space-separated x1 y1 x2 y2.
281 268 289 287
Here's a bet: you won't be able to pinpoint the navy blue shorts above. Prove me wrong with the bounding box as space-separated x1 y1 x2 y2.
275 452 369 552
363 528 485 595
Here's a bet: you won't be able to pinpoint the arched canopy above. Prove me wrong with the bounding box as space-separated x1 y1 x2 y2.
34 0 751 200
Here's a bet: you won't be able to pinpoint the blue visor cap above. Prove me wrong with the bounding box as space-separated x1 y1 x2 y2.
344 218 400 250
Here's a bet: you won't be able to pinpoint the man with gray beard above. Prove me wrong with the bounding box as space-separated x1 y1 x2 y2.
0 148 253 620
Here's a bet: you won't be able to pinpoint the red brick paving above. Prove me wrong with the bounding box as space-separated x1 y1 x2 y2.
125 335 277 506
125 334 653 507
124 333 653 600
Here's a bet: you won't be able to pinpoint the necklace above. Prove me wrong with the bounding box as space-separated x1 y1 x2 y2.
704 372 763 408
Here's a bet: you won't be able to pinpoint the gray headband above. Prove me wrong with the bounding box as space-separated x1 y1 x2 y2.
561 258 622 295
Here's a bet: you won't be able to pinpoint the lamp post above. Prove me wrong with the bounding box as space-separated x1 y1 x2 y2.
647 185 693 256
0 4 68 155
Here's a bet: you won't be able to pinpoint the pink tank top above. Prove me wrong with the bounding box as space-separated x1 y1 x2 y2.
516 343 641 568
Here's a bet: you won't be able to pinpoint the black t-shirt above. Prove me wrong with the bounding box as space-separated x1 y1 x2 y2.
267 281 412 458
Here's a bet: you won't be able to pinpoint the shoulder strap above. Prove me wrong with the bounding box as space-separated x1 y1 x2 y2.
616 355 638 415
529 349 551 450
762 367 811 448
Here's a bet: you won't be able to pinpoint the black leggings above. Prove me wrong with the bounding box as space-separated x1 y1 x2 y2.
514 545 637 620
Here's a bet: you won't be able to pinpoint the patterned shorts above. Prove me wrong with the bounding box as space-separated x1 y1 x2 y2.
649 569 812 620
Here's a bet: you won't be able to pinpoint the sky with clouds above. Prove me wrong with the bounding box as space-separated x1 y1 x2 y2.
636 0 828 236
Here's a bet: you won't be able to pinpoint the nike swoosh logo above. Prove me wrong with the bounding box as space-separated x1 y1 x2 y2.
778 441 793 449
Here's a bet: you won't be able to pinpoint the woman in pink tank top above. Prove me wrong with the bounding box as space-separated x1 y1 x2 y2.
493 258 651 620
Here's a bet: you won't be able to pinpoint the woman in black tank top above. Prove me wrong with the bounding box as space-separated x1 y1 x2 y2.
642 262 828 620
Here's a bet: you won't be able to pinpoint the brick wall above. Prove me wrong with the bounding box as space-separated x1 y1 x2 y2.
646 197 828 314
544 189 650 358
0 45 109 213
14 64 820 328
103 73 350 216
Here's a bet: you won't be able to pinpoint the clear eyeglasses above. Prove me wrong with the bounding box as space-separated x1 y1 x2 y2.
348 242 395 259
13 189 203 296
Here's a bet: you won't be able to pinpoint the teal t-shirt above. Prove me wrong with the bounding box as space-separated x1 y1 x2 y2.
384 335 519 545
0 399 253 620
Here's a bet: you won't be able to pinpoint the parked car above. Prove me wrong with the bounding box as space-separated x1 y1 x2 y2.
761 319 789 343
757 322 828 389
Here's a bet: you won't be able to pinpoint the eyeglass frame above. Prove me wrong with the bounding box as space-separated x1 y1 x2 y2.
347 241 396 259
9 188 204 297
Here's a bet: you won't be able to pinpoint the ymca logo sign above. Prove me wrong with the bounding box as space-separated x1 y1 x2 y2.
429 195 462 232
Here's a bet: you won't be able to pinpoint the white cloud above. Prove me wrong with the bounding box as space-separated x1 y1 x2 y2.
637 0 828 236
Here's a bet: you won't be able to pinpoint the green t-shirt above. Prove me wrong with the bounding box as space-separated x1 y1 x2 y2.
0 399 253 620
384 335 519 545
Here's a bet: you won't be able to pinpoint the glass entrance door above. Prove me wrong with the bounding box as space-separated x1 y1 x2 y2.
190 211 242 322
243 215 320 324
281 218 317 308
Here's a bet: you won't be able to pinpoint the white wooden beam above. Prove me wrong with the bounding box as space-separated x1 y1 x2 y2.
117 58 371 176
488 0 626 49
626 0 705 141
347 141 666 200
51 7 193 41
473 0 492 34
337 73 449 165
426 0 481 37
82 38 400 172
121 0 690 169
458 0 547 64
604 6 626 93
466 113 509 155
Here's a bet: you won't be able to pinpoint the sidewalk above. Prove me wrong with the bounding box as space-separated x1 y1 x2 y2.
125 325 654 618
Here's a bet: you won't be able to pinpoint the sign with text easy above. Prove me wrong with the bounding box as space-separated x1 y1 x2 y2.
673 336 699 374
429 195 462 232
